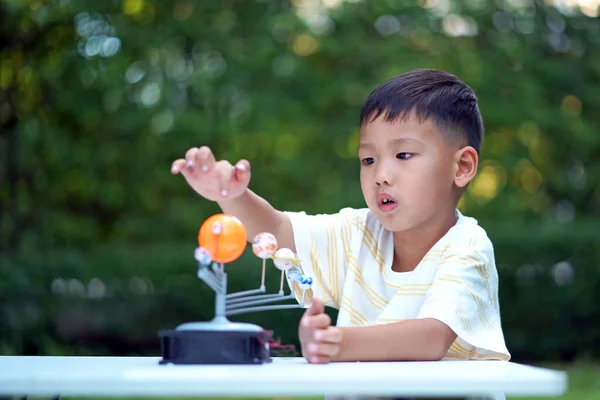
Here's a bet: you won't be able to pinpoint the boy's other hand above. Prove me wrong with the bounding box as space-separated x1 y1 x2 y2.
171 146 251 202
299 297 342 364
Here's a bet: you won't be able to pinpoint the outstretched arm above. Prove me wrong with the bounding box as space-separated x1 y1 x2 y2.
218 188 295 251
171 146 295 251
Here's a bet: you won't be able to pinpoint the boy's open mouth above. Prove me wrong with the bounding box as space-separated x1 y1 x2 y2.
376 193 397 212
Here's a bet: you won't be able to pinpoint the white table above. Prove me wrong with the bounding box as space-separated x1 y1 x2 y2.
0 356 567 399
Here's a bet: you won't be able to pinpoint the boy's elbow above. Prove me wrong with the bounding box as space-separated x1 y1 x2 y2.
419 340 452 361
427 344 450 361
420 319 457 361
273 212 296 252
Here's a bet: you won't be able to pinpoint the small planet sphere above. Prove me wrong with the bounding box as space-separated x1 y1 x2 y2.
252 232 278 259
299 276 313 290
273 248 298 271
194 247 213 267
287 267 303 282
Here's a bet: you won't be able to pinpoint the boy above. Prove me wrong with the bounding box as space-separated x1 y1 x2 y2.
171 69 511 364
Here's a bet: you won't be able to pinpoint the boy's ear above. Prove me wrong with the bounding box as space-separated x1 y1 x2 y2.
453 146 478 188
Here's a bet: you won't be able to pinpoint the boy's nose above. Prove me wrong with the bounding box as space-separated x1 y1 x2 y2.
375 164 392 186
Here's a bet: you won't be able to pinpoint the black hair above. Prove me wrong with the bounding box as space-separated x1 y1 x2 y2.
359 69 484 154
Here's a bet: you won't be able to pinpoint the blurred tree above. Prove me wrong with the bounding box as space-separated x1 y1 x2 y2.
1 0 598 361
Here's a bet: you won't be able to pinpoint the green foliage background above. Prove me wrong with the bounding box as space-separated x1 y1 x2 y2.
1 0 599 364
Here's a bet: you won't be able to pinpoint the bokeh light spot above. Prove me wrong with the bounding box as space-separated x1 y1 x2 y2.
292 34 318 56
123 0 144 15
515 159 543 194
561 95 582 117
468 161 507 204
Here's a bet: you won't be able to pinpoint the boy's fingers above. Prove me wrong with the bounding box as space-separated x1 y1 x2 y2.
184 147 199 169
306 341 339 358
301 297 327 328
234 159 251 182
307 354 331 364
304 297 325 317
197 146 216 173
216 161 235 198
171 159 186 174
303 313 331 329
314 327 342 343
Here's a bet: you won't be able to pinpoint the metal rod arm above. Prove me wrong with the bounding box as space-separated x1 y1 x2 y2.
226 293 284 305
226 287 265 299
226 294 296 310
197 268 222 293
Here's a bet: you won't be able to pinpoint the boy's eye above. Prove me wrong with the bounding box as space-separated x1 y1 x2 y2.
361 157 374 165
397 152 412 160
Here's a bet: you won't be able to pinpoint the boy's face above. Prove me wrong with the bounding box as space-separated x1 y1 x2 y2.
358 113 469 233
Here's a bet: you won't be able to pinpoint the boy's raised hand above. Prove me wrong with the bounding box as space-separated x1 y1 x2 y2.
171 146 251 202
299 297 343 364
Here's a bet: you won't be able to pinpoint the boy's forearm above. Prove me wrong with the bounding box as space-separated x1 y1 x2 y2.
333 319 456 362
217 189 294 250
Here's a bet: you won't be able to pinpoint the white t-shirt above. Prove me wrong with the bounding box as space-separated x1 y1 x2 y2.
283 207 511 361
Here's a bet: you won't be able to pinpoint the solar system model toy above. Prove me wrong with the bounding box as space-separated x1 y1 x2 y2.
158 213 313 365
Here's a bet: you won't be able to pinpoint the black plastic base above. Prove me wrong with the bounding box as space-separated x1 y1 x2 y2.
158 327 272 365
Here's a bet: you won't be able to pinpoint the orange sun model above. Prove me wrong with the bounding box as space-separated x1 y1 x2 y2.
198 214 247 264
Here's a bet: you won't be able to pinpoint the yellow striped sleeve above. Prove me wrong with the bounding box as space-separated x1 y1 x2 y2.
283 207 363 309
416 241 511 361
